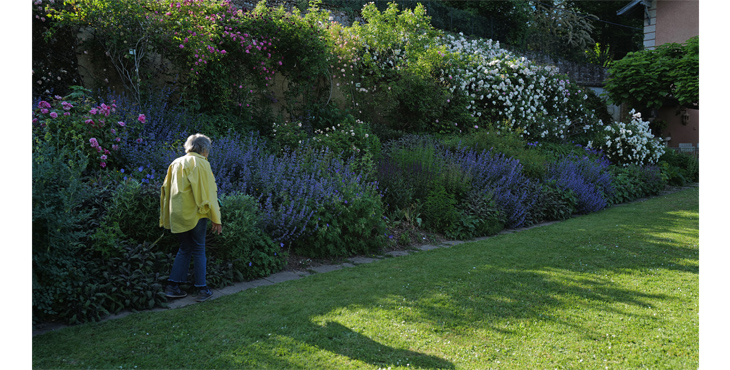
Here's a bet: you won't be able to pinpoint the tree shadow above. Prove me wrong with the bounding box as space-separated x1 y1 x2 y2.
308 320 455 369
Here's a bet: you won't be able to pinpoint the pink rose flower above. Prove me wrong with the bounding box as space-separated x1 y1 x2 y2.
50 112 58 118
118 121 126 127
137 114 146 123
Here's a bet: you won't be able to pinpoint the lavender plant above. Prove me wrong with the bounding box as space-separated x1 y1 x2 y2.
198 134 385 251
446 147 539 229
546 154 615 214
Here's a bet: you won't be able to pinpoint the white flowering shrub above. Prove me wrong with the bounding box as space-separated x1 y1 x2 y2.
588 110 665 166
325 4 606 142
436 33 603 141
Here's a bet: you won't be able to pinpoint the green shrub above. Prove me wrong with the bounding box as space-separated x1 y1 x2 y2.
88 240 171 317
92 179 176 256
209 193 287 281
272 114 382 164
293 179 388 258
32 140 96 323
639 165 667 196
608 165 642 204
421 184 459 235
608 164 666 204
378 135 474 218
535 141 605 162
454 190 505 239
658 149 699 185
45 239 172 325
529 181 577 223
327 2 457 135
378 136 441 210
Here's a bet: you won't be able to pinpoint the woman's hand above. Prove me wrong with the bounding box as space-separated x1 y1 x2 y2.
211 222 223 235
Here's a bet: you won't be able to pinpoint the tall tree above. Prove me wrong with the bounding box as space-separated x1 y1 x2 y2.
567 0 644 60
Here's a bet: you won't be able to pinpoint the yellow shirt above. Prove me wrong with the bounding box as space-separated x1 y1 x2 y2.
159 152 222 233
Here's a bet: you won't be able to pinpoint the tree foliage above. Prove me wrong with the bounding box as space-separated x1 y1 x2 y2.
522 1 596 61
604 36 699 111
567 0 643 61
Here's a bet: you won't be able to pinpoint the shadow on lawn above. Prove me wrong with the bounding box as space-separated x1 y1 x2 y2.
311 320 455 369
215 319 456 369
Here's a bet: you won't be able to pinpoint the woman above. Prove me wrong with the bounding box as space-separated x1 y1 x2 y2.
160 133 222 302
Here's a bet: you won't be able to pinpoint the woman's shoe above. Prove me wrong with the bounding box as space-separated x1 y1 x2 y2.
196 287 213 302
165 284 187 299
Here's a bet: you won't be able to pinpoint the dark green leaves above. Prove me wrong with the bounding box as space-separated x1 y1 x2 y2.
605 36 699 110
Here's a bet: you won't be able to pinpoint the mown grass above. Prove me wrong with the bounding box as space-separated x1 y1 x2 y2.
32 187 699 369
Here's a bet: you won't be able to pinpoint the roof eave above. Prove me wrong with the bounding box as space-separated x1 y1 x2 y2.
617 0 645 16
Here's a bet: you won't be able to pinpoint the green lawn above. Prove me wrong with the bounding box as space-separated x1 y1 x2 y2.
32 187 699 369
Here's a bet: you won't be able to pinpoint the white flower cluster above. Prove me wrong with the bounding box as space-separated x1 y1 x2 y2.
588 110 665 166
436 33 601 140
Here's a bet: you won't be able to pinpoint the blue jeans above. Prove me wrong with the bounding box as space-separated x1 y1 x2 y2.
169 218 208 287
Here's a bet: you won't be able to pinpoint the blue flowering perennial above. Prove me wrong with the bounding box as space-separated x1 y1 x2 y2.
546 154 615 214
204 135 380 245
446 147 539 229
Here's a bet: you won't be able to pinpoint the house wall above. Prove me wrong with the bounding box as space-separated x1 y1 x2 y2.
655 0 699 45
660 107 699 149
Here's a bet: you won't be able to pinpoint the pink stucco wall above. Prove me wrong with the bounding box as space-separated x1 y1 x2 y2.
659 107 699 148
655 0 699 45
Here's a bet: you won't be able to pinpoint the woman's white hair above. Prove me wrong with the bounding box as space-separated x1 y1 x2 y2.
184 133 212 155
